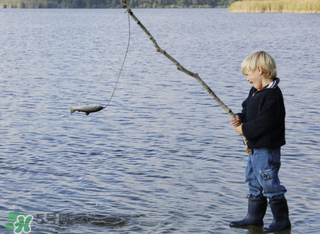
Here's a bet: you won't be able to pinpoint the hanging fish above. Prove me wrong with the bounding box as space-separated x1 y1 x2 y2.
70 104 104 116
69 13 130 117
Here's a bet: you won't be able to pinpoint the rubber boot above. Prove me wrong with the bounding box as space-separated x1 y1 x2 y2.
230 194 267 227
262 196 291 233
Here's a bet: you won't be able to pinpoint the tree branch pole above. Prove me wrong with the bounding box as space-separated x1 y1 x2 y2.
122 1 251 154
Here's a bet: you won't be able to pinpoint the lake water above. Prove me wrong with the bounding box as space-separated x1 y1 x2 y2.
0 8 319 234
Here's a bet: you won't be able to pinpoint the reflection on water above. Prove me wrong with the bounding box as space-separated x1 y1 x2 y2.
0 8 319 234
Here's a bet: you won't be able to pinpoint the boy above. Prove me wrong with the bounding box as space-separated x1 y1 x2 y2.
229 51 291 232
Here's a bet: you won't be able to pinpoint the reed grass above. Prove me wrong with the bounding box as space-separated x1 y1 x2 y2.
229 0 320 13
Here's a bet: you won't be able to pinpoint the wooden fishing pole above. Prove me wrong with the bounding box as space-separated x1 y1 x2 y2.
122 1 251 154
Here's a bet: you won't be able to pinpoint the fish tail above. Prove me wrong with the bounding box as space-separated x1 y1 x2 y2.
70 106 76 114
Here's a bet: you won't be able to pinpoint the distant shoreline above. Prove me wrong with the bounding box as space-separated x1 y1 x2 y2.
2 0 319 13
0 6 221 9
0 0 229 9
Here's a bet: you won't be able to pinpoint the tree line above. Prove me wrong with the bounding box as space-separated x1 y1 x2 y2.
1 0 235 8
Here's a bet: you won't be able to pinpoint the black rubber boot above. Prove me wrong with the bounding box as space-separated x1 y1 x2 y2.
262 196 291 233
230 194 267 227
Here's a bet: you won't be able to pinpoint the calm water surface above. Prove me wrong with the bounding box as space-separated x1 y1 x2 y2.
0 8 319 234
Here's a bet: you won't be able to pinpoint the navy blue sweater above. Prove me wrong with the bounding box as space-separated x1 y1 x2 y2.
237 78 286 149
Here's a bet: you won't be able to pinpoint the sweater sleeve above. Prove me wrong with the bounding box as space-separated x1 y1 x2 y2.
242 92 282 141
237 88 253 123
238 98 248 123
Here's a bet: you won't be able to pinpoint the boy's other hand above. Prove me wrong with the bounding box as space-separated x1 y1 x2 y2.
230 115 241 127
235 124 243 135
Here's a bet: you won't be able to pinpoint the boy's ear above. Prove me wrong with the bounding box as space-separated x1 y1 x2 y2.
257 66 263 75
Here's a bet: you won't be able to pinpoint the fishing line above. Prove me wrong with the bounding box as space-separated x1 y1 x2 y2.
104 11 131 109
70 12 131 116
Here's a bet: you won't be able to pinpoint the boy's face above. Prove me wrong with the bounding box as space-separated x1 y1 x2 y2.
244 67 263 90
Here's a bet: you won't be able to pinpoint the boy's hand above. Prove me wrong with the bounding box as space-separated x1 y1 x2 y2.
230 115 243 135
235 124 243 135
230 115 241 127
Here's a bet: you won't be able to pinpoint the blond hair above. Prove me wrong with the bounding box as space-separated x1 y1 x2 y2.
241 51 277 79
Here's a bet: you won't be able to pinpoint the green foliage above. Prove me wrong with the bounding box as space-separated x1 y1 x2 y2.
0 0 236 8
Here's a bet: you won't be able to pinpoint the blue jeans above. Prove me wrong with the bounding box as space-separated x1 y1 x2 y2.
245 148 287 199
